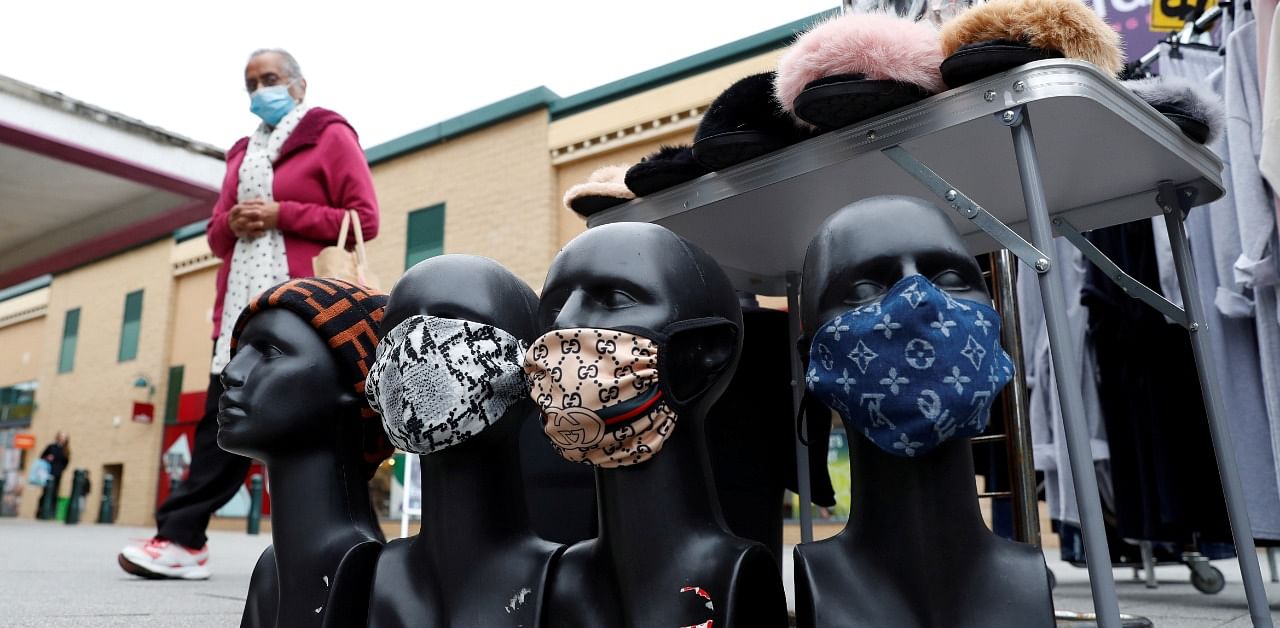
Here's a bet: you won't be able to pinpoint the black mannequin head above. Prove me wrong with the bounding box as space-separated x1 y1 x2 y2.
218 308 364 463
801 195 988 335
539 222 742 414
377 254 540 449
382 254 540 344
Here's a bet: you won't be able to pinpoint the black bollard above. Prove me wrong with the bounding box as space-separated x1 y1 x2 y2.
0 474 6 518
65 469 87 525
37 475 57 520
247 474 263 535
97 474 115 524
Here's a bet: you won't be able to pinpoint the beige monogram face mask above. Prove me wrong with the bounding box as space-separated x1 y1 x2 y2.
524 328 678 468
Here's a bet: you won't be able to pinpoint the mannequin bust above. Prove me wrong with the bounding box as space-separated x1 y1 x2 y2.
539 223 788 628
219 284 388 628
794 196 1054 628
367 254 563 628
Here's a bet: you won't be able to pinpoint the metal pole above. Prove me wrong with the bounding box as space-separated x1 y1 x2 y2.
1159 187 1274 627
38 475 57 520
1009 109 1122 628
991 250 1041 546
787 272 814 543
1268 547 1278 584
65 469 86 525
401 454 412 539
97 473 115 524
247 474 262 536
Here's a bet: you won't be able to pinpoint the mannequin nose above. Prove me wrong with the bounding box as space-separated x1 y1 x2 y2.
220 358 246 390
551 291 588 329
899 257 919 279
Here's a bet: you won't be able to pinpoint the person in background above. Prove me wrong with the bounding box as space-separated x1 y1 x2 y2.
117 48 379 580
37 431 69 516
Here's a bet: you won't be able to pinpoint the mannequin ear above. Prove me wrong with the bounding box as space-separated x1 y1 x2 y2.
663 320 740 404
336 389 365 416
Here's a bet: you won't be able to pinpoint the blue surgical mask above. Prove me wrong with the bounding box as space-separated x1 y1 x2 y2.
249 84 296 127
807 275 1013 457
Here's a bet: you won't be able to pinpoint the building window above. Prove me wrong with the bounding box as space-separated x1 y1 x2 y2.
405 203 445 269
0 381 36 425
58 308 80 373
118 290 144 362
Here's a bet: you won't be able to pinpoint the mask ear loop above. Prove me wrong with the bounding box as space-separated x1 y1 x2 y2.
795 333 813 448
796 393 811 447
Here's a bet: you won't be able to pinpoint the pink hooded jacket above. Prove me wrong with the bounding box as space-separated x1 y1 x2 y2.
206 108 378 339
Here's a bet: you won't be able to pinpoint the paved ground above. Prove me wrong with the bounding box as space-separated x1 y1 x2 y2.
2 517 1279 627
0 519 270 627
1045 551 1280 627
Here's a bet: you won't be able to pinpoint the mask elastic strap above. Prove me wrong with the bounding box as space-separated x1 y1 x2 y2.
796 394 811 448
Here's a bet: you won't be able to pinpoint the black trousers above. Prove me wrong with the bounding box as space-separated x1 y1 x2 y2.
155 374 250 548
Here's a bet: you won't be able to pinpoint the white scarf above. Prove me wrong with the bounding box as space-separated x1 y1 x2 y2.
211 103 312 374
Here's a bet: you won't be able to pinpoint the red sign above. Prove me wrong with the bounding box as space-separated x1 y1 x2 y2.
132 402 155 424
12 433 35 450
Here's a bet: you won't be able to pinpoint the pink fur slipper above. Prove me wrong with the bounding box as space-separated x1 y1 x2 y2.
563 165 634 218
775 12 945 130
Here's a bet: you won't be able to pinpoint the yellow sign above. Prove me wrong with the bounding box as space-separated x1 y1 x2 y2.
1152 0 1217 32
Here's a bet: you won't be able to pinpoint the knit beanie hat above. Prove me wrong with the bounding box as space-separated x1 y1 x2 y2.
564 165 635 218
939 0 1124 88
230 277 393 479
775 12 945 131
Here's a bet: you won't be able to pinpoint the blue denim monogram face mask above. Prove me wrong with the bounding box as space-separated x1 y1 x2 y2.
807 275 1014 457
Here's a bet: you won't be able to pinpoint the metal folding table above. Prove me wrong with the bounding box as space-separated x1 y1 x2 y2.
587 59 1273 627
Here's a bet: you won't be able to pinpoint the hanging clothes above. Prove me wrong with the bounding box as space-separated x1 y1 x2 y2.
1016 239 1111 528
1224 19 1280 522
1147 30 1280 540
1082 220 1233 545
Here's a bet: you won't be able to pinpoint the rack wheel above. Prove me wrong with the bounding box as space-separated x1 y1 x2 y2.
1190 565 1225 594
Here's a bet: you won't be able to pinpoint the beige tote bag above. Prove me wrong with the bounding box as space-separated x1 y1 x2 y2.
312 210 380 289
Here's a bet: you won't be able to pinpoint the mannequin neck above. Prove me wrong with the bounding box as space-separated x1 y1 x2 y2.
265 443 381 612
840 434 990 556
415 405 537 557
596 406 725 557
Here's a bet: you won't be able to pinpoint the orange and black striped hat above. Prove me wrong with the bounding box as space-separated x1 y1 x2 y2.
230 277 392 479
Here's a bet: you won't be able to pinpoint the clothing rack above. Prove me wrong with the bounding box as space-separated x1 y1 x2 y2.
587 59 1272 628
1133 1 1227 74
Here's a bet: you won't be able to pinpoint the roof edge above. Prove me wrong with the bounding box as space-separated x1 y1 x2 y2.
365 86 561 165
548 9 835 120
0 274 51 304
0 73 226 158
174 219 210 243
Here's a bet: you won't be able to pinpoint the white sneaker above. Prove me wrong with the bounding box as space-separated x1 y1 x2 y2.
118 537 211 580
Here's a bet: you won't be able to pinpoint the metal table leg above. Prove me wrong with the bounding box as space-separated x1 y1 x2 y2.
1268 547 1278 583
788 272 814 543
991 250 1042 546
1140 540 1158 589
1008 108 1123 628
1158 183 1274 627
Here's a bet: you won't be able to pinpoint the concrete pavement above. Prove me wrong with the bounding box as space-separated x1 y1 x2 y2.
2 517 1279 626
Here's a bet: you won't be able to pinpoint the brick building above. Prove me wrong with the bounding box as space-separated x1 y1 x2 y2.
0 12 828 525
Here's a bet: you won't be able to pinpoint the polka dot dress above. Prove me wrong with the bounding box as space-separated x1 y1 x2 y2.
211 104 312 374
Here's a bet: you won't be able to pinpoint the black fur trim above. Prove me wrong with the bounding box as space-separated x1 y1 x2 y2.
693 72 814 169
625 145 711 197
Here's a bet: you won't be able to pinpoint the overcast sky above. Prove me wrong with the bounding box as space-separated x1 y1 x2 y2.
3 1 837 151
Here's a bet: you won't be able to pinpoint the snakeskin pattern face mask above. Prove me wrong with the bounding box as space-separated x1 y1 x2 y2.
524 328 677 468
365 315 529 455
